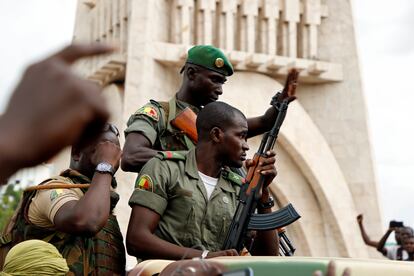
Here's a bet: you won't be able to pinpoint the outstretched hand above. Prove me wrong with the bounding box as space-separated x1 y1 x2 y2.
0 43 114 182
313 261 351 276
273 68 299 104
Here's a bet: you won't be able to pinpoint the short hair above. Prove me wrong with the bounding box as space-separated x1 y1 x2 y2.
404 226 414 235
196 101 246 141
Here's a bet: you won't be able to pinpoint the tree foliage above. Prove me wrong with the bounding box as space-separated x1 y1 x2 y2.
0 185 22 232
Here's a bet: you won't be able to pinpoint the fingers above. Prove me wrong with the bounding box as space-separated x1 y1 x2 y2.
313 270 323 276
343 268 351 276
226 249 239 256
258 151 276 173
53 43 115 64
245 159 255 168
327 261 336 276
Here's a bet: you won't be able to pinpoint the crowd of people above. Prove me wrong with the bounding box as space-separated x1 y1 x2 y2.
0 42 395 275
357 214 414 261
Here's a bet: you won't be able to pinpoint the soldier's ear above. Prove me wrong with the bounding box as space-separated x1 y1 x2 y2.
70 146 82 162
210 126 223 143
186 66 197 80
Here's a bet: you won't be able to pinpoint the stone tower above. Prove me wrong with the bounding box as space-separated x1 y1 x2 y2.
61 0 383 262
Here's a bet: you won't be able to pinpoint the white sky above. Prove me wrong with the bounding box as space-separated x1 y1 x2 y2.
0 1 413 230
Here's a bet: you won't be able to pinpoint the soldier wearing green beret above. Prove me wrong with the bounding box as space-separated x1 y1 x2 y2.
121 45 294 172
126 102 279 260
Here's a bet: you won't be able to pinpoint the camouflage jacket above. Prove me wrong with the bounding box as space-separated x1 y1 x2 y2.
0 169 126 276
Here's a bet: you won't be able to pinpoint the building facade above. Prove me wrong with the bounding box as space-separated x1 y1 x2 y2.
53 0 383 262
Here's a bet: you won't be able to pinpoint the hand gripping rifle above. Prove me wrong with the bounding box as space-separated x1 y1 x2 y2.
222 69 301 255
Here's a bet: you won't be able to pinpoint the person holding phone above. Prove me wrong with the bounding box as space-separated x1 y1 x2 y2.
357 214 414 260
377 226 414 260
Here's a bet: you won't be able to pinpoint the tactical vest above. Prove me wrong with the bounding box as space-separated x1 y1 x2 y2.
152 97 197 151
0 171 126 276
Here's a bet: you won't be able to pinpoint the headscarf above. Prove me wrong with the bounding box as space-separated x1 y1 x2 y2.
0 239 69 276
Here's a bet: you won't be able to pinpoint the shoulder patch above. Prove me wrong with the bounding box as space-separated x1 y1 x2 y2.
49 189 66 201
134 105 159 122
156 151 186 161
222 169 246 186
135 174 154 192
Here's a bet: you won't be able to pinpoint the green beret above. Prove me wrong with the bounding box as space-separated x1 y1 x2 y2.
186 45 233 76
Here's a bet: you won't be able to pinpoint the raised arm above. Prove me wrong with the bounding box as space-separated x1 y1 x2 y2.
376 227 395 254
246 69 298 138
356 214 379 248
53 141 121 236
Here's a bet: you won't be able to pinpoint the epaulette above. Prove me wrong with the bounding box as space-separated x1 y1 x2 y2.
155 151 187 161
222 168 246 186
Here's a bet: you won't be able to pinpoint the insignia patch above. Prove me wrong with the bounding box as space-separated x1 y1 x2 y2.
50 189 64 201
136 175 154 192
215 57 224 68
135 106 159 122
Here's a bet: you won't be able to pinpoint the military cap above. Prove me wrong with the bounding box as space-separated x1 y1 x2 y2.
185 45 234 76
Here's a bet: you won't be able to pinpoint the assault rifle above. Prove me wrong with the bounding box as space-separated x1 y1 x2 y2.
222 69 300 254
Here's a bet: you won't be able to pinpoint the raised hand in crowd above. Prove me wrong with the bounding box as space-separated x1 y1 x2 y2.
356 214 379 248
313 261 351 276
0 43 114 183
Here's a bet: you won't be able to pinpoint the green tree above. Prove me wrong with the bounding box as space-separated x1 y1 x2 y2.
0 185 22 232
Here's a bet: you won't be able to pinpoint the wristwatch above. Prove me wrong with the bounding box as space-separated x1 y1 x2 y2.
258 196 275 209
95 162 115 176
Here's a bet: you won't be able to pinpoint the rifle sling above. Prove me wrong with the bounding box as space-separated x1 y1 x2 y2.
247 203 300 231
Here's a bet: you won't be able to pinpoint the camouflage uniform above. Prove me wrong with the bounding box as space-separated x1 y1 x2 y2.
0 169 126 276
129 149 245 254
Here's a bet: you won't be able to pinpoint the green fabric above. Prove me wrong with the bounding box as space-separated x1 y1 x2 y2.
125 97 199 151
187 45 233 76
225 260 328 276
129 148 242 253
0 170 126 276
157 151 187 161
0 240 69 276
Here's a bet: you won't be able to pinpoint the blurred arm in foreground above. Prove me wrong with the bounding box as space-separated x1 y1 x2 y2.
0 43 114 183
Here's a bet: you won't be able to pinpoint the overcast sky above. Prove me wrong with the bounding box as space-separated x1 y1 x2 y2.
0 0 413 230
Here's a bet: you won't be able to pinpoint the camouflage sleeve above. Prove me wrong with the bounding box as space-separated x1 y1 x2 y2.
128 157 169 216
124 102 164 146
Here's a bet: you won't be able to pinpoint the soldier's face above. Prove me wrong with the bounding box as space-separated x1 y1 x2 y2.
193 68 226 106
221 114 249 168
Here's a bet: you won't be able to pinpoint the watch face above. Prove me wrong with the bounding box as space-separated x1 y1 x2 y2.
98 163 111 171
96 162 114 174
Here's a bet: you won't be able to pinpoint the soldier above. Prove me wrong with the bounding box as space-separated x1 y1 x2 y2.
126 102 279 260
0 123 126 275
121 45 295 172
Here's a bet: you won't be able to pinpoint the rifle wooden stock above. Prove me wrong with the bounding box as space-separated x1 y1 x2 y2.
171 107 198 143
245 154 268 197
